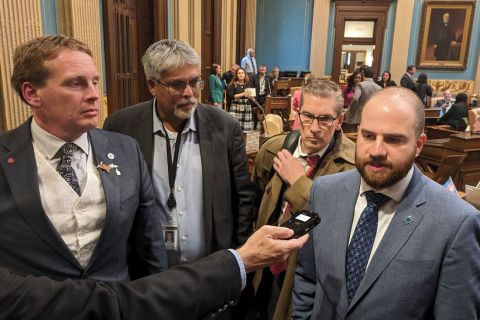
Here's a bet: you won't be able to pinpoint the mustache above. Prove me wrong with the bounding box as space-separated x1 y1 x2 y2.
365 156 392 168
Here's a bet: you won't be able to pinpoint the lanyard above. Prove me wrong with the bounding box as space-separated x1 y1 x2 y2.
156 109 186 209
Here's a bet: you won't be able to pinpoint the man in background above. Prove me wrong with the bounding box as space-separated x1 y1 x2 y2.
400 64 416 92
251 64 273 130
0 35 167 281
241 48 258 76
434 89 454 117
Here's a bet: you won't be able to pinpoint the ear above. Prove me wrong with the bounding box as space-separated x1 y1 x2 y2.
335 112 345 130
147 79 158 96
415 133 427 157
21 82 42 108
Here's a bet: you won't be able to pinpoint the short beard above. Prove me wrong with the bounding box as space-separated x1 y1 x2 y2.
356 151 416 189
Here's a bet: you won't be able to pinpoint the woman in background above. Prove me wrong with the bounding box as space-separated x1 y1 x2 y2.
342 70 363 110
415 73 433 107
227 67 255 131
291 73 315 130
209 63 224 108
376 70 397 88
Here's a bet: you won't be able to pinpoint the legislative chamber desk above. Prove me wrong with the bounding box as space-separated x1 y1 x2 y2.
417 130 480 191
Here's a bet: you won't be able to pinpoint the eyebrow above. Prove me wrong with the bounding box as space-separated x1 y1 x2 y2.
360 129 407 139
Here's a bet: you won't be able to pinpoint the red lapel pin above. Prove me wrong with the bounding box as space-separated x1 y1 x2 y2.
7 157 14 165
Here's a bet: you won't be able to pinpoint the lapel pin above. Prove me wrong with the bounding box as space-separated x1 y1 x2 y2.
7 157 15 165
402 215 414 225
107 153 115 160
97 161 120 175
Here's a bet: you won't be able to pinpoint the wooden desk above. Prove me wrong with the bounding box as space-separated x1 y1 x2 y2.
425 125 459 139
417 132 480 191
425 117 439 126
425 107 442 117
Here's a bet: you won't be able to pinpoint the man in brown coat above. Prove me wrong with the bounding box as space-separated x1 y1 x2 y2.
251 79 356 319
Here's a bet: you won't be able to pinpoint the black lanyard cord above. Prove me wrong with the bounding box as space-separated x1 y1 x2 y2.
156 108 186 209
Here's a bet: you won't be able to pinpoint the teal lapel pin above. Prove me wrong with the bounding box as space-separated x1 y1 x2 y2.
402 215 414 225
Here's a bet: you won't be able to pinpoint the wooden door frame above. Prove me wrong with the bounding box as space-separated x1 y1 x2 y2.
332 0 393 84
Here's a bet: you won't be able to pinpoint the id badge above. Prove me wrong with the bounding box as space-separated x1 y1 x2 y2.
163 225 178 250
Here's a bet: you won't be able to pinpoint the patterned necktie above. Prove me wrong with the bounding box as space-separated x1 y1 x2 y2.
251 57 256 74
269 155 321 276
56 143 81 195
345 190 390 304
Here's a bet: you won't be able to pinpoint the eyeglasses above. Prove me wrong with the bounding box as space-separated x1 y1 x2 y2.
298 112 337 127
153 77 204 95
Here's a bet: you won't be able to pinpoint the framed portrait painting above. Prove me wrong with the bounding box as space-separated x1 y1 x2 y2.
417 1 475 70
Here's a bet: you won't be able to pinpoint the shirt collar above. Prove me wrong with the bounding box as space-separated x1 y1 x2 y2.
359 165 414 203
293 136 330 159
152 97 197 136
31 118 89 160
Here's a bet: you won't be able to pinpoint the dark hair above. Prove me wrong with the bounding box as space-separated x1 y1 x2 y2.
362 67 375 78
407 65 416 72
382 71 392 83
417 73 428 84
347 70 363 92
228 67 250 88
455 92 468 104
210 63 220 75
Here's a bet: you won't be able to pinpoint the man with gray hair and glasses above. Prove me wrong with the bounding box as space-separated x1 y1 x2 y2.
104 39 254 270
251 79 355 319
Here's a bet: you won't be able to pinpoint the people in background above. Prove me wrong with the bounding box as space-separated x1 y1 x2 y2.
241 48 258 76
376 70 397 88
0 225 308 320
437 92 469 130
291 73 315 130
0 35 167 281
435 90 454 117
293 87 480 320
271 67 280 83
209 63 224 108
251 79 355 320
227 67 256 132
104 39 254 271
342 69 364 110
414 73 433 107
400 65 416 92
222 64 239 89
251 64 273 130
345 66 381 125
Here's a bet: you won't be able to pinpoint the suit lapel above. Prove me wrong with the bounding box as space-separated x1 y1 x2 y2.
0 120 81 267
325 173 361 317
196 106 215 252
348 169 427 310
135 100 154 173
88 129 121 261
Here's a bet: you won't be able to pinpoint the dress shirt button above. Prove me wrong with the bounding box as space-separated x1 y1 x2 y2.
78 230 85 237
177 186 182 192
179 211 184 216
79 250 88 257
181 235 188 241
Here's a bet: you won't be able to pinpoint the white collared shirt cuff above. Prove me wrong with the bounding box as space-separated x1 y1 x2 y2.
228 249 246 290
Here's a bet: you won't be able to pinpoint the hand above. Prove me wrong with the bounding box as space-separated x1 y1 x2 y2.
236 225 308 273
273 149 306 185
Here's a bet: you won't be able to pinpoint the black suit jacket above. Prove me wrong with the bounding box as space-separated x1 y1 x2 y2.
400 73 416 92
0 250 241 320
438 101 468 130
0 118 167 281
250 74 273 99
103 101 254 250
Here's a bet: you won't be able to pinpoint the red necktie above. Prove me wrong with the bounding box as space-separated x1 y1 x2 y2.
269 155 320 276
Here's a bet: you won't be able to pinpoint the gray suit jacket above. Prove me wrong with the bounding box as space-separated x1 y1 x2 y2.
344 79 381 125
293 168 480 320
0 118 167 281
103 101 254 250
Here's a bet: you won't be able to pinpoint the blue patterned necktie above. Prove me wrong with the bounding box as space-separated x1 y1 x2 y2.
345 190 390 304
56 143 81 195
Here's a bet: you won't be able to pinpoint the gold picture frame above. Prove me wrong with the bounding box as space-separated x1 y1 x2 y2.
417 0 475 70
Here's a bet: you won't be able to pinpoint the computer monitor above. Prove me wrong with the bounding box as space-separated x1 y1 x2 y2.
280 70 298 78
299 71 311 78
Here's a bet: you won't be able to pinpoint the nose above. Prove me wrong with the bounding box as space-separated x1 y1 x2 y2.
308 119 322 133
86 82 99 101
369 138 387 157
182 83 194 97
